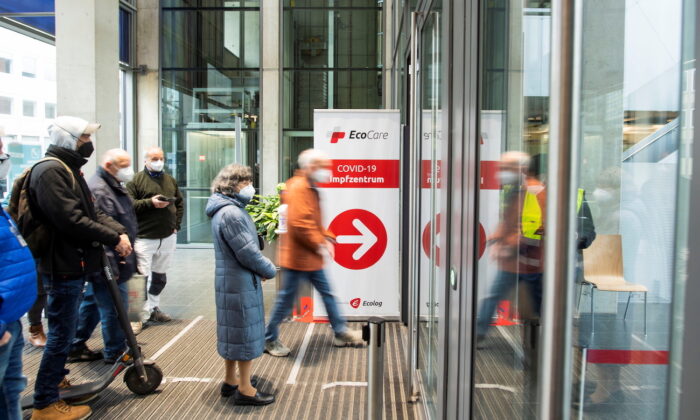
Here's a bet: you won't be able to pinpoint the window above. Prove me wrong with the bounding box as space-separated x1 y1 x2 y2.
44 103 56 119
161 1 262 244
0 97 12 115
23 100 36 117
281 1 384 178
22 57 36 78
0 57 11 74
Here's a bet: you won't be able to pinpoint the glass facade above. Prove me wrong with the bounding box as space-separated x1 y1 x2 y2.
392 0 698 419
161 1 261 244
281 0 384 180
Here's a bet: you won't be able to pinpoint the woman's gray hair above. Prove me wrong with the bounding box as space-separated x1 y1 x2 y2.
211 164 253 196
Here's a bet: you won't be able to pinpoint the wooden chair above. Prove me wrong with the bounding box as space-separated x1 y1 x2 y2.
580 234 648 335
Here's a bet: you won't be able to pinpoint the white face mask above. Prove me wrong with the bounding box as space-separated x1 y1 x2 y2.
238 184 256 201
496 170 520 185
311 169 332 184
116 166 134 183
148 159 164 172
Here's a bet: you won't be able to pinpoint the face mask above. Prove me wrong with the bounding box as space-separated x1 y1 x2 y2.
148 160 164 172
496 170 520 185
238 184 255 202
592 188 614 204
311 169 332 184
77 141 94 158
116 166 134 183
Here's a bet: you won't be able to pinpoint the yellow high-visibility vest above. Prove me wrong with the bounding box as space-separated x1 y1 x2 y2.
521 188 584 240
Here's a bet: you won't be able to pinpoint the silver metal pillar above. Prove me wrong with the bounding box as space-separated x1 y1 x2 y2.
538 0 581 417
406 11 422 401
364 318 386 420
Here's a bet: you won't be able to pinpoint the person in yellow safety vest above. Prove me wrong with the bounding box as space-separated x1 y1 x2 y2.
525 153 597 279
476 151 546 341
526 155 608 408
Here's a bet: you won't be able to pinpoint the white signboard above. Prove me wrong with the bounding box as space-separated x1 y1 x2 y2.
313 109 401 319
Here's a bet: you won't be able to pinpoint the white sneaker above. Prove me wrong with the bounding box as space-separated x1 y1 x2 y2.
333 329 364 347
131 321 142 335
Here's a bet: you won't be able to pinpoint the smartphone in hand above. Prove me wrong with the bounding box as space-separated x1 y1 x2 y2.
156 196 176 203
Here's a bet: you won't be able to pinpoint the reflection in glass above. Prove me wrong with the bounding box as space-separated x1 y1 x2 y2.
474 2 547 418
416 3 441 418
570 1 684 418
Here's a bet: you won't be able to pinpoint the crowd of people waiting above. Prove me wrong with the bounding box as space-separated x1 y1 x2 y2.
0 116 362 420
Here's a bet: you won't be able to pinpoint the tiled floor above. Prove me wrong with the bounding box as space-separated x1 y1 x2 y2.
19 248 422 420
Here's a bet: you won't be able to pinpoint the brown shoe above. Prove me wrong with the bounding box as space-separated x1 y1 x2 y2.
58 378 97 405
30 400 92 420
29 324 47 347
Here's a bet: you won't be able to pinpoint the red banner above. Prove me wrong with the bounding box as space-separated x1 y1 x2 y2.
481 160 500 190
421 160 442 189
319 159 400 188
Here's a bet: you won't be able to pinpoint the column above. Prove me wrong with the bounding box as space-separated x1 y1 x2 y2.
261 1 281 194
136 0 160 165
55 0 120 176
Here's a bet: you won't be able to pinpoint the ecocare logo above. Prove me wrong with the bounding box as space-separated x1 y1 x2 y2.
328 127 389 144
330 131 346 144
349 298 383 309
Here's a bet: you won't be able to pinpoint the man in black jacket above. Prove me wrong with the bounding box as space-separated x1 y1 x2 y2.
28 116 132 420
68 149 138 364
127 146 184 328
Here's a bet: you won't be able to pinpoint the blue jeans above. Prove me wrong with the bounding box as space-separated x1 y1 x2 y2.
266 269 347 343
72 279 129 359
476 271 543 337
0 321 25 420
33 275 86 409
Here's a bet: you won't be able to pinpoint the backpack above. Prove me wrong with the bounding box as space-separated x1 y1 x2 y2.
5 157 75 257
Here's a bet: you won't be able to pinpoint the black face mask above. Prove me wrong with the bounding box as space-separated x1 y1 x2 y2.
77 141 94 158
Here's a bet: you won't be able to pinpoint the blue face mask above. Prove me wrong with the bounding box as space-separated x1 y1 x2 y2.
238 184 255 203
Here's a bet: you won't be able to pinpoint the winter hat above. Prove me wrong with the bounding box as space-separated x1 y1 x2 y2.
48 116 101 150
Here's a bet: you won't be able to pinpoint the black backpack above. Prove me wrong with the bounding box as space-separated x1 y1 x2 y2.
4 157 75 257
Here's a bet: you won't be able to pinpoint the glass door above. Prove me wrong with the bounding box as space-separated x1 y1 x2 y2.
567 0 686 418
471 1 548 418
415 2 443 417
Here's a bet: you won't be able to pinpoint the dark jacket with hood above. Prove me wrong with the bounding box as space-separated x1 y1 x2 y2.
88 166 138 283
206 192 276 361
28 145 126 277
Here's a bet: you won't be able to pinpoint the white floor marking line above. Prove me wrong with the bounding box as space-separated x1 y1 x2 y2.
475 383 518 393
496 325 525 361
286 323 315 385
151 315 204 360
162 377 213 384
321 381 368 390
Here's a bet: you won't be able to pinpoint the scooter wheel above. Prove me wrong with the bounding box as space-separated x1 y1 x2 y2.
124 364 163 395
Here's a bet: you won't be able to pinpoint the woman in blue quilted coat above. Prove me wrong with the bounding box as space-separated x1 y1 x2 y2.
0 208 37 420
205 164 277 407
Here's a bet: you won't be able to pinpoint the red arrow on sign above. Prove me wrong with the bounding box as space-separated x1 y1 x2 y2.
328 209 388 270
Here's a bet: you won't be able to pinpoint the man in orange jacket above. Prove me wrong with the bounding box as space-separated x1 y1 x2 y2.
265 149 363 357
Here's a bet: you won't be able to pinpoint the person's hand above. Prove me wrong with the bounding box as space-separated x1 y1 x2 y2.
151 195 169 209
326 240 335 261
317 240 335 260
0 331 11 347
115 234 132 257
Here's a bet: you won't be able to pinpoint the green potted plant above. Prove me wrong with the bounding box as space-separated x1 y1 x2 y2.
246 183 286 264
